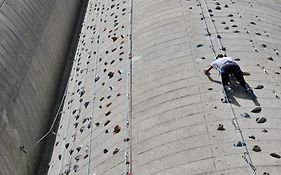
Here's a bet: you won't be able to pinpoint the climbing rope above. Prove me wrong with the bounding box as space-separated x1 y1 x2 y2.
123 0 134 174
197 0 256 174
88 0 103 174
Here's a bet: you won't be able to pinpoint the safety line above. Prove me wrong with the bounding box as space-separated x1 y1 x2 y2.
124 0 134 174
197 0 256 174
88 0 103 174
197 0 217 57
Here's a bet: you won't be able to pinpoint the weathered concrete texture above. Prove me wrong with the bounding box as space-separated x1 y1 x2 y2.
0 0 81 175
132 0 281 174
48 0 281 175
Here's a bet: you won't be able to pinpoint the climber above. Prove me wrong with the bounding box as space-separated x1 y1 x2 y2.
204 54 252 96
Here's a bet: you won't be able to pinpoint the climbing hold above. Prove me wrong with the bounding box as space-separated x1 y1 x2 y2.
221 21 226 24
228 14 233 17
124 138 130 142
104 149 108 154
254 85 264 89
108 72 114 78
84 102 90 108
65 143 70 149
262 44 267 48
87 122 91 129
270 153 281 159
249 135 255 139
58 154 62 160
267 57 273 61
80 126 85 133
250 21 256 25
113 125 121 133
111 36 117 42
73 165 79 172
113 148 120 154
95 76 100 82
74 122 78 128
196 44 203 48
201 56 206 59
215 6 221 10
234 58 240 61
104 120 110 126
224 27 229 30
256 32 261 35
241 113 251 118
69 149 74 155
230 19 234 22
251 107 262 113
208 9 212 12
217 35 222 39
208 88 213 90
75 154 81 162
217 124 225 131
262 129 268 133
225 4 229 8
105 111 111 116
215 2 220 5
105 129 109 134
76 145 82 152
252 145 261 152
234 141 246 147
263 172 270 175
232 24 238 27
256 117 267 124
233 30 240 33
95 122 100 127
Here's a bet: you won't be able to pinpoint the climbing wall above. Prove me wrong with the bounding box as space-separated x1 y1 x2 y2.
48 0 281 175
47 0 132 174
131 0 281 175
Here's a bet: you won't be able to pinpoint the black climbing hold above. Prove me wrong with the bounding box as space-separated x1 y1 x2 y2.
105 111 111 116
208 9 212 12
74 122 78 128
105 129 109 133
254 85 264 89
58 154 62 160
95 76 100 82
256 117 267 124
267 57 273 61
108 72 114 78
251 107 262 113
263 172 270 175
262 129 268 133
252 145 261 152
228 14 233 17
196 44 203 48
111 36 117 42
124 138 130 142
225 4 229 8
230 19 234 22
234 58 240 61
69 149 74 155
104 149 108 154
221 47 226 51
255 32 261 35
232 25 238 27
224 27 229 30
234 141 246 147
233 30 240 33
113 148 120 154
217 35 221 39
65 143 70 149
95 122 100 127
201 57 206 59
104 120 110 126
215 6 221 10
76 146 82 152
217 124 225 131
84 102 90 108
221 21 226 24
249 135 255 139
208 88 213 90
262 44 267 48
250 21 256 25
270 153 281 159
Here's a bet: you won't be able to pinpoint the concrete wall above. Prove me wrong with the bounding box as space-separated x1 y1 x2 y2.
47 0 281 175
0 0 81 175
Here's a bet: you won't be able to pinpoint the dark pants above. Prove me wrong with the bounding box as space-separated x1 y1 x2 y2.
221 64 246 88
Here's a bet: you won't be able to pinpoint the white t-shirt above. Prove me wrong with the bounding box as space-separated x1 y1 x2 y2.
211 57 236 71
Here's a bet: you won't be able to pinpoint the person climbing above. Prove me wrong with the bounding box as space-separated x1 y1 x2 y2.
204 54 253 97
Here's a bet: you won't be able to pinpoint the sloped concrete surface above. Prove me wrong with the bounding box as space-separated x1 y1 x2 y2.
0 0 81 175
47 0 281 174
